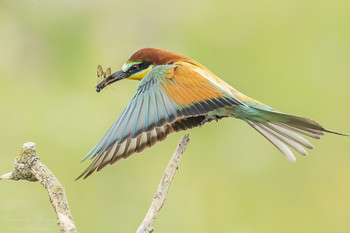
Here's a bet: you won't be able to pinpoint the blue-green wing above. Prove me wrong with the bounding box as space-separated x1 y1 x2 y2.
78 64 243 179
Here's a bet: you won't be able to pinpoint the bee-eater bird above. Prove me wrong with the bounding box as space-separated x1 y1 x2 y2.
79 48 346 179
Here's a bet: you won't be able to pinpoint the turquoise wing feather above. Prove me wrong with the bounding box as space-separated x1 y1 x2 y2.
78 64 243 179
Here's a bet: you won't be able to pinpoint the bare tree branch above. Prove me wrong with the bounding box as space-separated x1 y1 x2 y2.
1 135 190 233
136 134 191 233
0 142 78 233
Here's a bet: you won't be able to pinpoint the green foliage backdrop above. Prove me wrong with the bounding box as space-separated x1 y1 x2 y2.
0 0 349 232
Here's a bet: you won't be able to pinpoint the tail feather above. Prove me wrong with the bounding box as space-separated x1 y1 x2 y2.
247 120 296 162
240 106 348 161
276 122 322 139
261 122 308 155
265 122 314 149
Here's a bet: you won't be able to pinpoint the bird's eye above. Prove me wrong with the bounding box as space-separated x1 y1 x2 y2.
130 64 139 72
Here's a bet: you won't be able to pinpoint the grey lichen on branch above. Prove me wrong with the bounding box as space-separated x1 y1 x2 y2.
0 142 78 233
1 135 191 233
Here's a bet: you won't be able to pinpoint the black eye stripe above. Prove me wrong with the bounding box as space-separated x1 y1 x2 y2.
138 61 152 70
127 61 152 75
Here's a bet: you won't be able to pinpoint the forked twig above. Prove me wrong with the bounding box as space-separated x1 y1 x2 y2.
0 142 78 233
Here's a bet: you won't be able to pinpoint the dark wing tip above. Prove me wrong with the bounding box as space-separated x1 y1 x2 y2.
75 167 96 180
75 171 86 181
76 156 101 180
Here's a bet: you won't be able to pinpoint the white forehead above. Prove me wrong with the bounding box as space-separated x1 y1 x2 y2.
121 62 141 72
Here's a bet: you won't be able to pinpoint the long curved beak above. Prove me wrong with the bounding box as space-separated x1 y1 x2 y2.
96 70 128 93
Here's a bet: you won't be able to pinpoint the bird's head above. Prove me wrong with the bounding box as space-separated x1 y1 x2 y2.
96 48 191 92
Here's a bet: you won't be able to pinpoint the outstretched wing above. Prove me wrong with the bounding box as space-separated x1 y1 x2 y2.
78 64 244 179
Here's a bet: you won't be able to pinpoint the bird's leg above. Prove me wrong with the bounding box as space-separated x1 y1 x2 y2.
200 115 210 126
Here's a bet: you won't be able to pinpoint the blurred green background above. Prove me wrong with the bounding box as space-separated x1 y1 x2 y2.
1 0 349 232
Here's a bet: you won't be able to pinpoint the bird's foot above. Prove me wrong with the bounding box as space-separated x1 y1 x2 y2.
200 116 209 126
